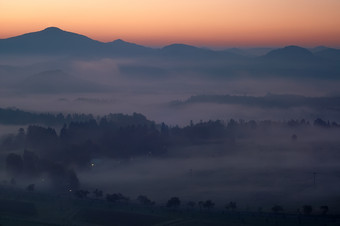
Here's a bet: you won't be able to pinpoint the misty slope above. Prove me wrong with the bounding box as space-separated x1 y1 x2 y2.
18 69 107 93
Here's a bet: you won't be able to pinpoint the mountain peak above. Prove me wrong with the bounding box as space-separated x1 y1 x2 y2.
113 39 125 43
42 27 63 32
265 45 314 60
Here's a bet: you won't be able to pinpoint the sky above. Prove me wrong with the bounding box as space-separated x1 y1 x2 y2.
1 0 340 48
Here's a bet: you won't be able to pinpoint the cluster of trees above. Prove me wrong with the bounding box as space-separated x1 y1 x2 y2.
2 112 340 192
0 107 95 126
70 190 331 217
3 115 340 169
5 150 79 191
271 204 329 216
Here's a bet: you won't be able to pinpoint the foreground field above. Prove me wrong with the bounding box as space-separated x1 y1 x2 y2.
0 186 339 226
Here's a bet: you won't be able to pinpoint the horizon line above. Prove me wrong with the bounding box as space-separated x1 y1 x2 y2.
1 26 339 50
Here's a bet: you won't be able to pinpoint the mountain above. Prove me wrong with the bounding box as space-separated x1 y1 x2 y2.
172 93 340 110
107 39 155 56
314 48 340 61
310 46 329 53
160 44 240 60
0 27 339 67
226 47 274 57
263 46 315 61
0 27 104 55
19 69 107 93
0 27 153 56
161 44 213 54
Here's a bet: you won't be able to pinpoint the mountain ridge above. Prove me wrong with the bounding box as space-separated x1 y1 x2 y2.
1 27 339 61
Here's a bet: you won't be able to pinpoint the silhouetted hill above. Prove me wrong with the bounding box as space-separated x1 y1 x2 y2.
161 44 215 58
226 47 274 57
264 46 315 61
314 48 340 61
160 44 241 60
19 69 107 93
161 44 211 54
0 27 104 55
310 46 329 53
1 27 339 62
1 27 340 80
0 27 153 56
107 39 155 56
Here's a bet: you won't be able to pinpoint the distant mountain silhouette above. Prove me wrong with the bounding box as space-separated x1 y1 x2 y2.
19 69 107 93
0 27 153 56
226 47 274 57
107 39 155 56
161 44 212 54
314 48 340 61
0 27 104 55
264 46 315 61
161 44 240 60
310 46 329 53
0 27 340 77
172 93 340 110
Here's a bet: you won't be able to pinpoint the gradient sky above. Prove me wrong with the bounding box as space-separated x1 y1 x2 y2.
1 0 340 48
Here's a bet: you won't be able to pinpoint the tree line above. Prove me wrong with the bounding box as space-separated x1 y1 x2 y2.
1 112 340 192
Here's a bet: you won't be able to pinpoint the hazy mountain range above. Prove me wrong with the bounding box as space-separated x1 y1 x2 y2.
1 27 339 61
1 27 340 100
171 93 340 110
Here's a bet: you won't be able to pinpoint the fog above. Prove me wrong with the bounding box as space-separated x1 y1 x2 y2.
1 54 340 126
1 49 340 216
77 126 340 211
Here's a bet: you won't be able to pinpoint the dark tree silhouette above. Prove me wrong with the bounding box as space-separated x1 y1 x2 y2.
166 197 181 209
198 201 204 211
225 201 237 211
15 128 26 146
6 153 23 177
23 150 40 177
303 205 313 215
47 163 79 191
314 118 330 127
202 200 215 210
137 195 155 206
26 184 35 192
320 206 329 215
74 190 89 199
106 193 129 203
93 189 103 198
271 205 284 214
186 201 196 209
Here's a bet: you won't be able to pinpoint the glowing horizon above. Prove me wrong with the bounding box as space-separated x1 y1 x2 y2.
1 0 340 48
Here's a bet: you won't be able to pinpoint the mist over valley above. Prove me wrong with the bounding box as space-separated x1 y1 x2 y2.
1 27 340 225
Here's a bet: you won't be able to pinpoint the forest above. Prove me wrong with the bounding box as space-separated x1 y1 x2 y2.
1 110 340 225
1 110 339 191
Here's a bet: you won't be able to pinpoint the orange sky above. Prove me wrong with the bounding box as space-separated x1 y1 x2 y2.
1 0 340 47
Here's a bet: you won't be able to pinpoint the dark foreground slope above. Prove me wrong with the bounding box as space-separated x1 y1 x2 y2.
1 186 339 226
